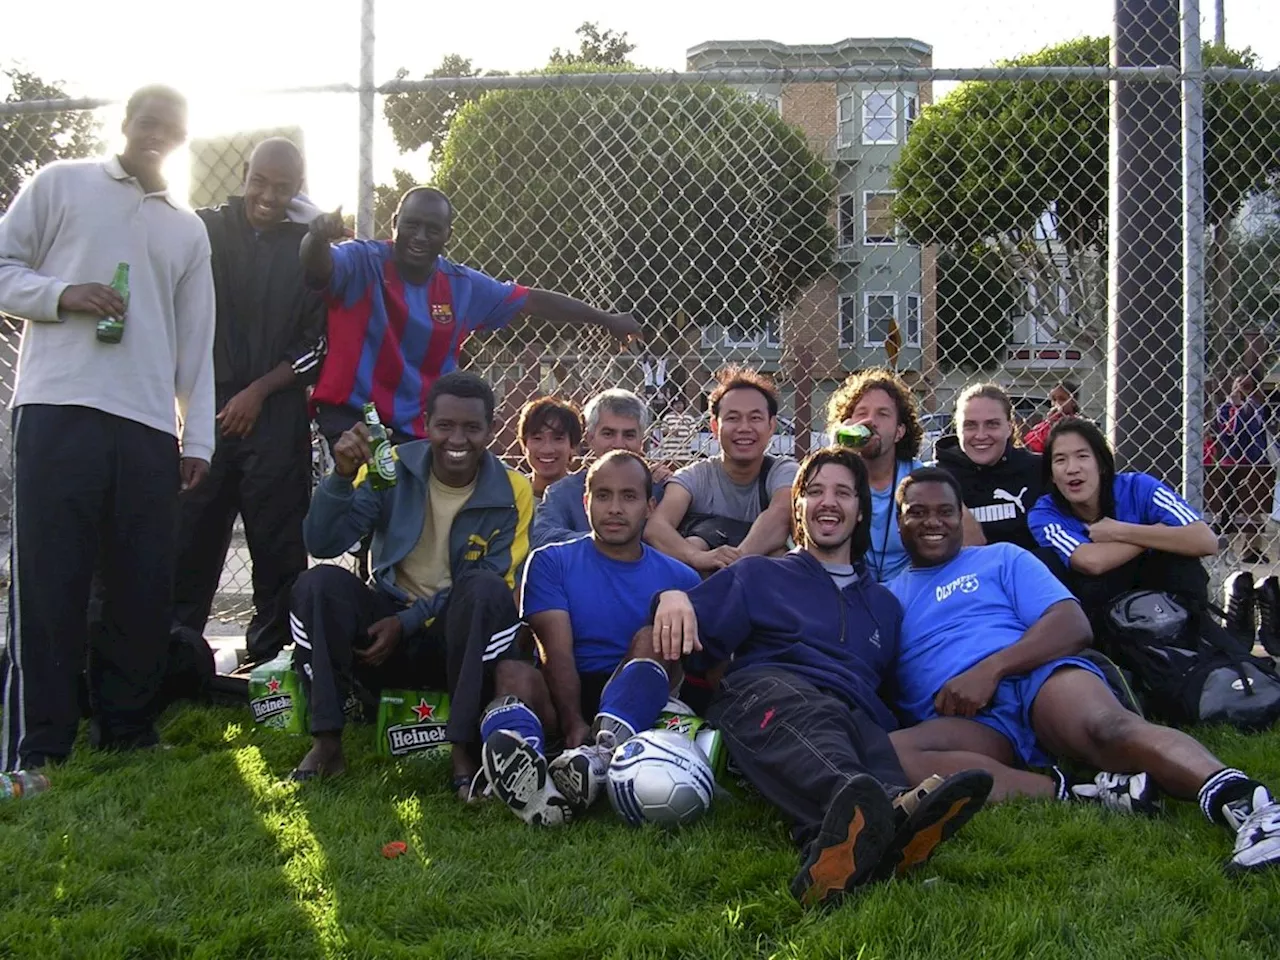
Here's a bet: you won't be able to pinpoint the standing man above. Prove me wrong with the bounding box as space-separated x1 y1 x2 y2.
174 138 326 662
1212 373 1272 563
0 85 215 769
644 367 797 574
301 186 642 445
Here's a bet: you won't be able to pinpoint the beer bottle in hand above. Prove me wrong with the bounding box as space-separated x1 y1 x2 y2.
363 402 398 490
96 262 130 344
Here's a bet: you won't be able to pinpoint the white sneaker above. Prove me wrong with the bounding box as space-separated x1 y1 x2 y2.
1224 785 1280 873
1071 771 1162 816
481 729 573 827
549 740 611 813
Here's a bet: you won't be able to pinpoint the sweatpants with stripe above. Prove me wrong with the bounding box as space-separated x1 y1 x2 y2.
290 564 523 741
2 405 179 771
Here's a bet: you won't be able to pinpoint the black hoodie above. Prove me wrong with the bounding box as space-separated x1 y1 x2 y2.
934 435 1043 550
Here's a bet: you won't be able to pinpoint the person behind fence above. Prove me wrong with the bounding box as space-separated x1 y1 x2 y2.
516 395 582 500
0 84 215 770
643 367 797 574
532 388 666 548
173 138 327 664
633 447 992 906
1212 373 1272 564
885 467 1280 874
653 393 699 468
826 367 982 583
934 383 1042 551
286 371 533 794
1022 380 1079 454
300 185 642 446
479 450 700 826
1026 418 1218 626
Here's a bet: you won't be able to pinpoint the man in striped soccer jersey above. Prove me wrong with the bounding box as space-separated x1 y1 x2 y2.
301 187 642 446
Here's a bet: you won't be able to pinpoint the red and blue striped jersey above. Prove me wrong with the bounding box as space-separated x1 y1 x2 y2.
311 240 529 438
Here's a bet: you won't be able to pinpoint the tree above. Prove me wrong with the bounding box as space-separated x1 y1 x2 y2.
374 167 418 237
383 54 484 166
936 248 1018 372
892 38 1280 357
433 68 834 346
1 66 100 213
549 22 636 67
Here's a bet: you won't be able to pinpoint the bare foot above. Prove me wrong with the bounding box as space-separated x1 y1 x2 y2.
452 742 482 802
291 732 346 781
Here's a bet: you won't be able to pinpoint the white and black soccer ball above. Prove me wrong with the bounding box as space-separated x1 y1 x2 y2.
606 729 715 828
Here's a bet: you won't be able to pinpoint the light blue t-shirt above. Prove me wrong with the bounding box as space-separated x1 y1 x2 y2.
867 458 924 582
520 535 701 674
886 543 1076 722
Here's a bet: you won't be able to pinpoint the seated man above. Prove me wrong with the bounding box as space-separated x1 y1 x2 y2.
516 395 581 500
597 447 993 906
533 388 667 548
887 467 1280 873
479 450 701 825
286 371 535 796
644 367 797 574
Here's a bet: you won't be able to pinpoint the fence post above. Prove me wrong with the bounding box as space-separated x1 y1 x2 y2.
1108 0 1184 482
793 350 813 462
1181 0 1206 511
357 0 376 239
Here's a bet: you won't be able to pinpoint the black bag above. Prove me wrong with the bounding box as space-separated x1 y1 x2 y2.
678 456 776 550
1102 589 1280 730
158 624 216 709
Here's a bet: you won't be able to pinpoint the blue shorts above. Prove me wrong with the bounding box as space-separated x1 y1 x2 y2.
968 656 1106 768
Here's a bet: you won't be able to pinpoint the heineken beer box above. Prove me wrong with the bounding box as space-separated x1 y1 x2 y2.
376 690 451 758
248 652 308 734
654 701 726 781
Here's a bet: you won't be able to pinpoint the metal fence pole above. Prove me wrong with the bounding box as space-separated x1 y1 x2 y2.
1109 0 1185 480
357 0 376 239
1182 0 1206 510
1214 0 1225 46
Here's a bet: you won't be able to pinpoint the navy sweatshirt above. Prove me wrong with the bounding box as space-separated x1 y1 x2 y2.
685 550 902 729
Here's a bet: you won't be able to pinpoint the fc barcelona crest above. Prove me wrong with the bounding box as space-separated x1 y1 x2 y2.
431 303 454 325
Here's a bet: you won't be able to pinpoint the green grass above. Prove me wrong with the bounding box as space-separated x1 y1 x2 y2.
2 707 1279 960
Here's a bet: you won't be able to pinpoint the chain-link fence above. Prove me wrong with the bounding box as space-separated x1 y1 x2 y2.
3 4 1280 628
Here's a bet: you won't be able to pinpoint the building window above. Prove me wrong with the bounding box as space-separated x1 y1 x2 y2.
839 295 859 347
863 192 896 245
904 92 919 137
905 293 921 347
837 194 857 248
837 94 856 148
745 90 781 114
862 89 898 145
863 293 899 346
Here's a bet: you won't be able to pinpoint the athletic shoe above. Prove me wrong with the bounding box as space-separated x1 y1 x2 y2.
1224 784 1280 873
1255 575 1280 657
1071 771 1162 815
873 770 993 881
481 729 573 827
549 740 611 813
1224 571 1257 645
789 774 897 907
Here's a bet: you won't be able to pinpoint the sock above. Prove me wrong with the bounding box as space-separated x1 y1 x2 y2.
595 658 670 742
480 696 545 756
1051 765 1074 802
1197 767 1262 827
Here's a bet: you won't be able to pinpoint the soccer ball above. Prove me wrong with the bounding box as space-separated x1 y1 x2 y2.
606 729 715 828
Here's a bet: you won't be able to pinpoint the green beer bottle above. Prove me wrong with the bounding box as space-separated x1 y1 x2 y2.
363 402 398 489
95 262 129 344
834 423 872 448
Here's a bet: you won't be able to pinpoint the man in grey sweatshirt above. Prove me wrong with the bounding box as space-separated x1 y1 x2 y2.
0 84 216 770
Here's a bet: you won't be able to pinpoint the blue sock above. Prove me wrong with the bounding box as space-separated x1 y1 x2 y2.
480 696 545 756
597 659 670 739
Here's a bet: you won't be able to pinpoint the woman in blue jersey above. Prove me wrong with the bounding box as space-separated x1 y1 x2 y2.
1027 417 1218 619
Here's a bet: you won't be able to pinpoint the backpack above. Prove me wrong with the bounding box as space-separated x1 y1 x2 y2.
1102 589 1280 731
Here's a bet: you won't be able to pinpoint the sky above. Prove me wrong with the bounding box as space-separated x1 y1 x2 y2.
4 0 1277 212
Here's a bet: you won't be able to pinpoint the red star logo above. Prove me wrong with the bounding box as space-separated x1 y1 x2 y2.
664 715 685 730
266 677 281 693
412 699 436 721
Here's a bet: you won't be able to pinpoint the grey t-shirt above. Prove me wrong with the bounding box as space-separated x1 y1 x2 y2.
821 561 859 591
671 457 799 523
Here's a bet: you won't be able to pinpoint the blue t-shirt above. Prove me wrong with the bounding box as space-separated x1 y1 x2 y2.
1027 471 1202 565
867 458 924 582
886 544 1075 723
520 535 700 674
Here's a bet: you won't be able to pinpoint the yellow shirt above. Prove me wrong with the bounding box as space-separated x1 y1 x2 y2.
394 472 476 602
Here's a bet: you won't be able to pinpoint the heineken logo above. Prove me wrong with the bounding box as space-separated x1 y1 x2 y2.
251 694 293 722
662 715 697 735
412 699 436 721
266 677 282 693
386 722 448 756
373 445 396 480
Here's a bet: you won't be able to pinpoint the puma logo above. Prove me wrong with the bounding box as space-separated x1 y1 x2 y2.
993 487 1028 513
973 487 1029 525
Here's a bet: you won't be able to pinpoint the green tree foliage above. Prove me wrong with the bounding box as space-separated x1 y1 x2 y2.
383 54 483 166
1 66 100 213
549 22 636 67
936 248 1018 371
374 168 418 238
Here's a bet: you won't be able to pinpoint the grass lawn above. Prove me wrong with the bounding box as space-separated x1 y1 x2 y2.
2 705 1279 960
